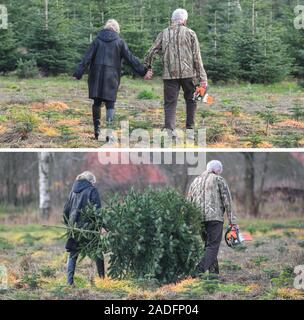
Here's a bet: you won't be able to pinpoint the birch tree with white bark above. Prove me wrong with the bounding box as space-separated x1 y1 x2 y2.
38 152 52 219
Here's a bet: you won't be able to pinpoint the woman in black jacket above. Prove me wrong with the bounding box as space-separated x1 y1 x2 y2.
73 19 151 141
63 171 106 286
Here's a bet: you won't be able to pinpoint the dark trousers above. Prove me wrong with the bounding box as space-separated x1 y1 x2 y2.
92 98 115 133
197 221 223 274
67 251 105 285
163 78 197 130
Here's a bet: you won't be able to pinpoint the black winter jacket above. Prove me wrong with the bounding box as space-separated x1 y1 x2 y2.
63 179 101 228
73 29 147 101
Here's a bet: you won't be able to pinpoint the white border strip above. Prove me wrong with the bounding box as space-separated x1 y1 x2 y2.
0 148 303 153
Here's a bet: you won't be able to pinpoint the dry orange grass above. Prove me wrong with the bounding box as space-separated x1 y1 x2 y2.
0 125 7 134
30 101 69 111
222 133 238 143
158 278 195 294
94 277 135 293
245 283 261 292
56 119 81 126
243 141 273 148
222 111 233 117
237 112 248 119
209 143 230 148
221 111 247 119
38 125 60 137
258 141 274 148
276 288 304 300
274 119 304 129
94 277 198 298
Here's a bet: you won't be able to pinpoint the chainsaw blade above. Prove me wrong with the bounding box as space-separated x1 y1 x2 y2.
238 232 253 242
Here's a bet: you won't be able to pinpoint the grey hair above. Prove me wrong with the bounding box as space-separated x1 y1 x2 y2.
76 171 96 184
207 160 223 175
172 8 188 24
104 19 120 34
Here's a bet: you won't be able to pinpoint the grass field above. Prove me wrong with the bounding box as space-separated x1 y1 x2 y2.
0 218 303 300
0 76 303 148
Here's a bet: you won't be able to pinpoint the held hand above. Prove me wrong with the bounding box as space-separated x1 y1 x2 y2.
100 228 108 236
72 72 82 80
229 224 238 230
200 80 207 89
144 69 153 80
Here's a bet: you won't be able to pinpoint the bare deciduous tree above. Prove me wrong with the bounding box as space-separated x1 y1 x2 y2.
243 152 270 216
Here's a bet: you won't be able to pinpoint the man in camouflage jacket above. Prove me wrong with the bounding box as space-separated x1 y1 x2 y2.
144 8 208 137
188 160 237 275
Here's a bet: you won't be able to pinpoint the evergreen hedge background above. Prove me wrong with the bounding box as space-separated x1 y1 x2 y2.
0 0 303 84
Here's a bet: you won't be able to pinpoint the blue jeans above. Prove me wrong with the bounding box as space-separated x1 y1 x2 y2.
67 251 105 285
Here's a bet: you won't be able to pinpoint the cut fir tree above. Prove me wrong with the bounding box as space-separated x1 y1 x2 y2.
64 187 203 284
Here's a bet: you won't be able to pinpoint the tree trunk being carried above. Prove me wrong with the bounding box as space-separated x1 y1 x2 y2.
38 152 52 219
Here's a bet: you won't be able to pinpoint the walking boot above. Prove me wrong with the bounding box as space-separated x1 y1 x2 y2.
96 258 105 279
106 109 116 143
92 104 102 140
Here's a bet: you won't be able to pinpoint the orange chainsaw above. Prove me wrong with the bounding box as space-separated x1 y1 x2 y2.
193 85 214 105
225 224 253 248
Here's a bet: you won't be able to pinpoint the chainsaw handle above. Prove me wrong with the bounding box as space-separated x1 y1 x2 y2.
200 80 208 89
229 224 239 230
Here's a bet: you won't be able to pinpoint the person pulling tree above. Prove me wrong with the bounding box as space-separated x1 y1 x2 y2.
73 19 152 142
63 171 107 286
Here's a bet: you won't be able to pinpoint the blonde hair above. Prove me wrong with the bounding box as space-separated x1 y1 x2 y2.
104 19 120 34
76 171 96 184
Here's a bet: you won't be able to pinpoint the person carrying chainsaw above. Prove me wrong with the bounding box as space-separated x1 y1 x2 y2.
187 160 237 276
144 8 208 140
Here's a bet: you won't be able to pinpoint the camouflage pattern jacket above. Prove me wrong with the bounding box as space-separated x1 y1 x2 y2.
144 24 207 82
187 171 237 224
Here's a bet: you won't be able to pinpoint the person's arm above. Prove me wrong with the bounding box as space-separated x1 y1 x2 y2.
63 193 72 225
218 177 237 225
90 188 102 209
77 188 101 230
144 32 163 69
90 187 108 233
191 32 208 84
73 41 97 80
121 40 147 77
187 183 194 202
